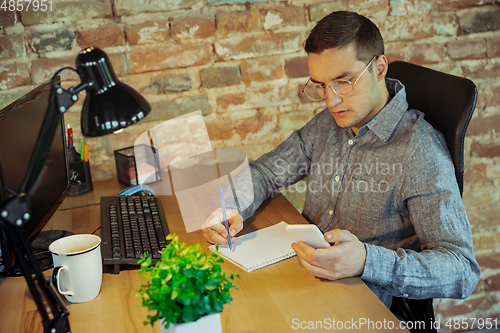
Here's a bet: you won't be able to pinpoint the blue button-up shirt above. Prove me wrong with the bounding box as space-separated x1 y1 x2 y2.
229 78 480 308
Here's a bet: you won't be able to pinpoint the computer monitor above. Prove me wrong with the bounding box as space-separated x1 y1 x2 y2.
0 77 71 275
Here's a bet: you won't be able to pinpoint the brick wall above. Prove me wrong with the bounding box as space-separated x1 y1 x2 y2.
1 0 500 330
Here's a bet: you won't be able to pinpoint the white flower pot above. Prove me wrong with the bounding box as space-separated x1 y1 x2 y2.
159 312 222 333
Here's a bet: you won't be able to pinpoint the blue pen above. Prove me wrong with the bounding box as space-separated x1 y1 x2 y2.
219 187 233 250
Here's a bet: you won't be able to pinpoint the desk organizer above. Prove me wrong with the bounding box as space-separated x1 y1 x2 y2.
68 146 93 196
114 144 161 186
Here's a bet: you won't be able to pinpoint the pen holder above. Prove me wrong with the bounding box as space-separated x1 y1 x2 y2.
114 145 161 186
68 146 93 196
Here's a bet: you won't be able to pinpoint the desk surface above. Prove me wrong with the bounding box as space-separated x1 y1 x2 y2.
0 180 406 332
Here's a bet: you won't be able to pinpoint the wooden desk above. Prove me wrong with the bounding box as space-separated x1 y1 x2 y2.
0 180 406 332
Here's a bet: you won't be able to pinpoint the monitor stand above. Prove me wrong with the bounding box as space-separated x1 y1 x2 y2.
0 230 74 276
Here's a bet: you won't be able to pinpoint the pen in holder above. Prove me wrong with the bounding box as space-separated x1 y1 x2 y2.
68 145 93 196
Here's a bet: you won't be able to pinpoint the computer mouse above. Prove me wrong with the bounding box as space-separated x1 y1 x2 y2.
118 184 155 196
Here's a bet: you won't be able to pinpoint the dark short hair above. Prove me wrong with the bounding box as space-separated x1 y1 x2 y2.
304 11 384 62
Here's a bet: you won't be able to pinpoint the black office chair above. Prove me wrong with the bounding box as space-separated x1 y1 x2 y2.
386 61 477 333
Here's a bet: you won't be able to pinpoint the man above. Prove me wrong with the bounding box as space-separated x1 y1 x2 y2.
203 11 480 310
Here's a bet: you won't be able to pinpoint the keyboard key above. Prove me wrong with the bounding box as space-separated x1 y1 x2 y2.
103 195 170 272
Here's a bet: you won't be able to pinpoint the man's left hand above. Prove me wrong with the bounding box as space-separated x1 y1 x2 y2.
291 229 367 280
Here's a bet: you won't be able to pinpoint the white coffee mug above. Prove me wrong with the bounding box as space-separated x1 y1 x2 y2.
49 234 102 303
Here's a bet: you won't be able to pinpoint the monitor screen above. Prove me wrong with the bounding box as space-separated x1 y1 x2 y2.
0 77 70 275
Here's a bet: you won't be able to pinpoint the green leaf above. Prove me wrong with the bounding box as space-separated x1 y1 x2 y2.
171 288 179 300
160 285 171 295
183 269 194 277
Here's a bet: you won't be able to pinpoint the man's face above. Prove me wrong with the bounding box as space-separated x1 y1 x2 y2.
307 44 385 133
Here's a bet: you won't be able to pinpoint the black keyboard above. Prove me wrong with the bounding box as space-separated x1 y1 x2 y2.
100 196 170 274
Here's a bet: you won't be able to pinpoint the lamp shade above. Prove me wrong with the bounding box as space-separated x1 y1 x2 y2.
77 47 151 137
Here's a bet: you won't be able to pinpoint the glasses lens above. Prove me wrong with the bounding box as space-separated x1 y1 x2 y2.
333 81 354 97
303 81 324 101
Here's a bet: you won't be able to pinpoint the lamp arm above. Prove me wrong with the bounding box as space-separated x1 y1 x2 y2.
0 218 70 333
0 70 88 333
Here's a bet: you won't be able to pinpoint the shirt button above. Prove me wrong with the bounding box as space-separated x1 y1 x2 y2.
348 139 354 145
329 210 333 215
334 175 340 181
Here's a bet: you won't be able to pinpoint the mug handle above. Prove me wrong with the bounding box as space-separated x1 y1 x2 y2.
52 265 74 296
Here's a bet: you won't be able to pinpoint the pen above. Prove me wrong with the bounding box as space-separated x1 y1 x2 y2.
219 187 232 251
80 140 84 160
67 125 73 147
83 144 89 162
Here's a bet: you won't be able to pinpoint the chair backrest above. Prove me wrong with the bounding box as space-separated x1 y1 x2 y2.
386 61 477 196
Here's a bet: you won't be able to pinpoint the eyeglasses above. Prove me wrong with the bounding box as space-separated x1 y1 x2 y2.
301 56 377 101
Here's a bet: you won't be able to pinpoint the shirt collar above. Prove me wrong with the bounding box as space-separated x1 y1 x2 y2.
365 78 408 142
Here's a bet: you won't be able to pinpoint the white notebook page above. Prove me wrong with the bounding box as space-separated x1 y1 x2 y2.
209 221 296 272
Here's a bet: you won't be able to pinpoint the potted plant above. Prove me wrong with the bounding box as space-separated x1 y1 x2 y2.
137 234 238 333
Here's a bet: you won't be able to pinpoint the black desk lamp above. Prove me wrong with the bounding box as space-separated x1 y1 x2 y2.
0 47 151 333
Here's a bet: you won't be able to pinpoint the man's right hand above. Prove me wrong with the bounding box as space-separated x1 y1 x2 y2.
202 208 243 245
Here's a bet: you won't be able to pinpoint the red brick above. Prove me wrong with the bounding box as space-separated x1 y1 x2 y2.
476 253 500 269
171 15 215 39
235 113 274 139
20 1 112 26
470 141 500 158
476 81 500 110
31 56 78 85
240 58 284 84
125 21 169 45
0 35 25 59
347 0 389 19
446 38 486 60
0 63 30 90
407 43 446 65
216 10 262 37
463 162 487 182
205 119 235 141
463 60 500 80
75 26 125 49
485 273 500 291
0 11 16 28
127 44 213 74
309 1 349 22
30 29 74 53
467 200 500 229
285 57 309 79
434 294 499 318
379 15 456 42
487 35 500 58
279 111 314 132
467 115 500 136
260 7 305 30
385 43 405 63
216 84 299 111
215 32 302 61
201 66 241 88
31 53 125 85
460 9 500 35
439 0 494 11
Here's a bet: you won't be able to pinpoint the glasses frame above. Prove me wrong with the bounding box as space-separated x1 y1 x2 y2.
301 56 377 101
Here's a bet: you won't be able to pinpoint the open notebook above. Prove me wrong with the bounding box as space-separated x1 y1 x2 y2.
209 221 296 272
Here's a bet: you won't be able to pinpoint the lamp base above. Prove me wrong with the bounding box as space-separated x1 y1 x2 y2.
0 230 74 276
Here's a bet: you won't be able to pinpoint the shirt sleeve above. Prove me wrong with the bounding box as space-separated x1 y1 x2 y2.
360 124 480 300
226 111 325 221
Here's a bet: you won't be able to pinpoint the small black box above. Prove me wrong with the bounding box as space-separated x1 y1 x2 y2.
113 144 161 186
